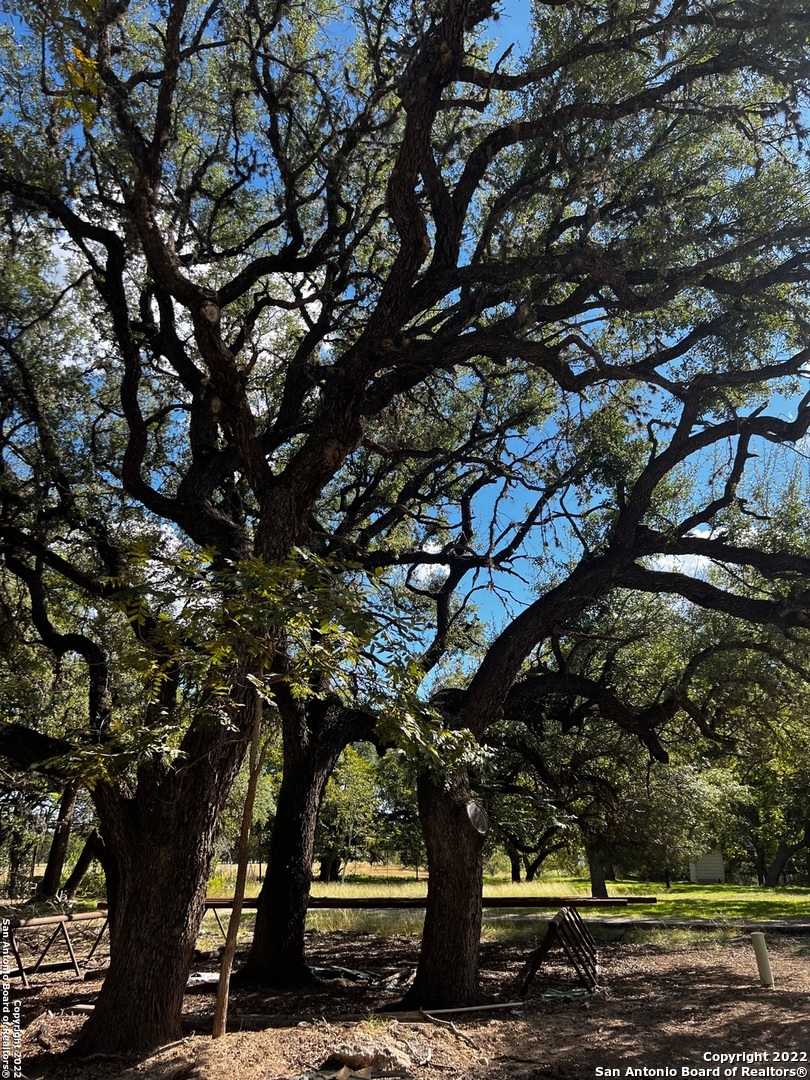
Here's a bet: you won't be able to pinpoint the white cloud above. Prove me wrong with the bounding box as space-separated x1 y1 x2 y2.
650 552 712 579
409 541 450 585
647 528 713 579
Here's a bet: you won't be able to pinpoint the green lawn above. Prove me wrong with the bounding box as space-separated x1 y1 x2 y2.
303 879 810 940
328 876 810 920
192 875 810 946
478 878 810 922
208 870 810 924
606 880 810 921
10 873 806 953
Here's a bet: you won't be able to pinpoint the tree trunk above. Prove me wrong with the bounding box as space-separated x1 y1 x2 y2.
72 826 209 1051
71 718 252 1055
62 830 103 900
237 758 331 986
755 845 767 886
401 772 487 1009
764 845 794 887
34 782 78 900
585 840 609 899
506 845 522 883
238 699 359 987
318 855 342 882
763 826 810 888
523 842 567 882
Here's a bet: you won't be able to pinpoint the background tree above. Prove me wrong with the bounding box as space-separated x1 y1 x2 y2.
32 781 80 900
366 750 427 877
730 713 810 886
215 750 277 870
313 744 380 882
615 764 747 886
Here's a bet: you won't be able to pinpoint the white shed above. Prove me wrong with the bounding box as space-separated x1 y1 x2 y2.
689 848 726 884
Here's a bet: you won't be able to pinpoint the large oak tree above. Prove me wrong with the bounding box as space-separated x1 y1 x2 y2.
4 0 810 1051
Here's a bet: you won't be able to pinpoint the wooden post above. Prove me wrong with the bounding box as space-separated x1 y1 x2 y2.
212 689 267 1038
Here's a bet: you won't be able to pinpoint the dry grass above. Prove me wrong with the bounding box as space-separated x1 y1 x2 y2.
200 869 810 938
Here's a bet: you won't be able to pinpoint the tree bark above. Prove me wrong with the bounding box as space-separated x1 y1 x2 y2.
764 845 793 887
34 782 78 900
506 845 522 883
7 821 34 899
755 845 767 886
401 771 487 1009
62 830 103 900
318 855 342 882
237 754 333 986
585 840 610 899
238 698 369 987
524 855 544 882
71 718 251 1055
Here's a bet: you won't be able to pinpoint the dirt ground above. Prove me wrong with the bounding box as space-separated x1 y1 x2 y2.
16 927 810 1080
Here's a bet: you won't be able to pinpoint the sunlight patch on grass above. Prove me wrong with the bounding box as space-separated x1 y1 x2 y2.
614 927 738 948
607 883 810 921
481 880 590 898
196 910 256 950
480 915 549 946
309 878 429 899
203 871 810 929
305 909 426 936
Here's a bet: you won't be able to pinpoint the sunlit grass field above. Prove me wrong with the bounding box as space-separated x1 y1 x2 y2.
604 880 810 922
481 878 810 922
9 866 808 957
203 865 810 943
310 879 810 927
